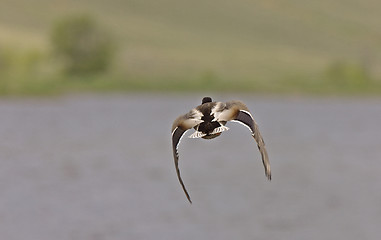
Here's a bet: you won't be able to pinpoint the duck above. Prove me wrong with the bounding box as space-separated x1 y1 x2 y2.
171 97 271 203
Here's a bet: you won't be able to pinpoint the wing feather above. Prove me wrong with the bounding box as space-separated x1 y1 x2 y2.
172 127 192 203
171 110 202 203
219 101 271 180
235 110 271 180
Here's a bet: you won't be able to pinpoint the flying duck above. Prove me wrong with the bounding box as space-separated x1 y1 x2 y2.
171 97 271 203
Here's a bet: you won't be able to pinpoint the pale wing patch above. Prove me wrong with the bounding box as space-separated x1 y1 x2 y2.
188 125 229 138
190 108 203 119
181 118 203 129
181 109 203 129
210 102 225 121
210 125 229 135
215 107 236 122
188 131 207 138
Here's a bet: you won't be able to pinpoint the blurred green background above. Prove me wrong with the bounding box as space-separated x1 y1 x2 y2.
1 0 381 95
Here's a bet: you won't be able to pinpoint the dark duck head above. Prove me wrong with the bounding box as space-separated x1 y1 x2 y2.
201 96 212 104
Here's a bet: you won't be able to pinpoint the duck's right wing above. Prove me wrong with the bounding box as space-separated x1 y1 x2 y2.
215 101 271 180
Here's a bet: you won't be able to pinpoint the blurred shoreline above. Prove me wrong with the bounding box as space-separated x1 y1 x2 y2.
1 0 381 97
1 76 381 97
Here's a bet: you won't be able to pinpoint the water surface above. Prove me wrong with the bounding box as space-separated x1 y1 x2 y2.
0 94 380 240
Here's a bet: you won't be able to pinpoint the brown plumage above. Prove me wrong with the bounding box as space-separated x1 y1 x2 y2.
171 97 271 203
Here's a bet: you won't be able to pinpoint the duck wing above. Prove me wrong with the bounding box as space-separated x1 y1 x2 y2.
216 101 271 180
171 109 203 203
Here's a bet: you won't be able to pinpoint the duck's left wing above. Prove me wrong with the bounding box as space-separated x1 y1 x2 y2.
172 126 191 203
216 101 271 180
171 110 203 203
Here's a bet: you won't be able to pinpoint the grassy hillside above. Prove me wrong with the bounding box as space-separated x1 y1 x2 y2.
1 0 381 95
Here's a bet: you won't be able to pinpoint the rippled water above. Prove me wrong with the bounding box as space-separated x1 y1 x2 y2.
0 94 380 240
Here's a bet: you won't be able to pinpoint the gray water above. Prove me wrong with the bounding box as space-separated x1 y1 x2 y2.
0 94 380 240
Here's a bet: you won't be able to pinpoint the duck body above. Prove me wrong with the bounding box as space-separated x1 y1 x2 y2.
171 97 271 203
188 98 229 139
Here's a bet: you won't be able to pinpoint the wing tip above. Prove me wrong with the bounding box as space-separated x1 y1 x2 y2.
266 172 272 181
182 183 193 204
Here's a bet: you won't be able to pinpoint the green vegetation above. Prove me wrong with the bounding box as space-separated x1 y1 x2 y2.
0 0 381 96
51 15 115 74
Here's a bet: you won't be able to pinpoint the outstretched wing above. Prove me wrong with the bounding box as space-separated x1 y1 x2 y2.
171 110 203 203
172 126 192 203
234 110 271 180
217 101 271 180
